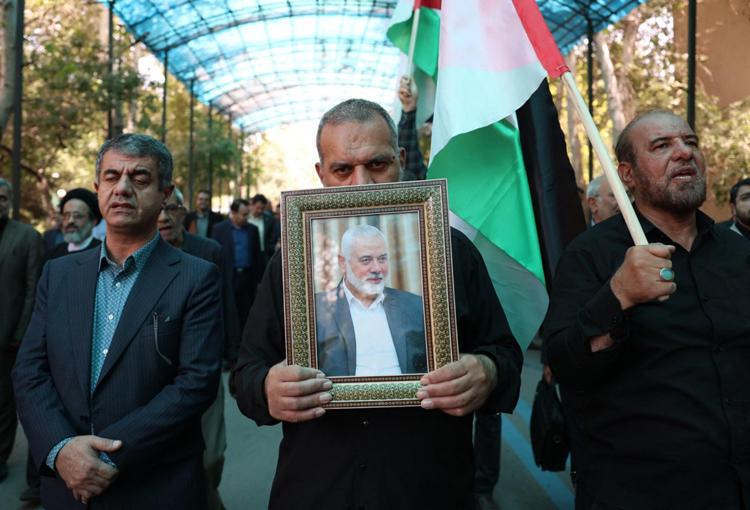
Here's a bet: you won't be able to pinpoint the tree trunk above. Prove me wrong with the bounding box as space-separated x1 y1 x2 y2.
565 52 583 186
0 0 18 144
617 11 640 122
32 167 54 217
0 2 5 99
594 31 627 143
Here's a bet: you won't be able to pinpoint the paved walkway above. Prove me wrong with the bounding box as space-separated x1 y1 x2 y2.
0 349 574 509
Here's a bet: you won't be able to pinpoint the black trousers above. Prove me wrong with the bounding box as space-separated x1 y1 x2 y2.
473 411 501 494
232 268 256 343
0 346 18 464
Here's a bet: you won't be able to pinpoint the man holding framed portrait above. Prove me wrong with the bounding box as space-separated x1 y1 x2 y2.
233 99 522 509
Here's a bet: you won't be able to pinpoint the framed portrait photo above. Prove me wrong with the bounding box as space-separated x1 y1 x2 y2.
280 179 459 409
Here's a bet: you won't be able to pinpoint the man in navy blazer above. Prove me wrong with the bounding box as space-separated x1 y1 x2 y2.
12 134 222 509
212 199 262 359
315 225 426 376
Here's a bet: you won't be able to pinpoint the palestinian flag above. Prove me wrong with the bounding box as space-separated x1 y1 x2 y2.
387 0 585 349
386 0 441 78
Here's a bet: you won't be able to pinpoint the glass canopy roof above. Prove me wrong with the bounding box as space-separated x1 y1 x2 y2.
109 0 645 132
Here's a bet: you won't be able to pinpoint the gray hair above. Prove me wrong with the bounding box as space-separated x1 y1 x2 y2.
340 224 388 260
586 175 604 199
95 133 173 190
0 177 11 195
316 99 399 163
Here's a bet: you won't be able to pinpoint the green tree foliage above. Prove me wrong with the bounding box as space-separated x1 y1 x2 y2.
0 0 147 222
130 65 244 210
560 0 750 204
0 0 246 223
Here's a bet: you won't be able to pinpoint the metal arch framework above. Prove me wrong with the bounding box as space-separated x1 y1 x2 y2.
108 0 402 132
104 0 649 134
539 0 646 53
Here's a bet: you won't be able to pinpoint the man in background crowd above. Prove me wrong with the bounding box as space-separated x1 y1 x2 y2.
158 186 235 510
212 198 263 360
726 177 750 240
248 193 279 263
47 188 102 260
0 178 43 484
586 175 620 226
185 189 224 238
42 212 63 258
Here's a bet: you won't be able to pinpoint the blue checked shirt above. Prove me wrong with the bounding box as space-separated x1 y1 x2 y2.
46 234 160 470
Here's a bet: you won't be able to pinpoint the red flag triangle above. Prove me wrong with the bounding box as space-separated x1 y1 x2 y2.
415 0 441 10
512 0 569 78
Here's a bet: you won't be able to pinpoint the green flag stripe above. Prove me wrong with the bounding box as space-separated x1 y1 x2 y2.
386 7 440 77
429 122 545 284
449 212 547 349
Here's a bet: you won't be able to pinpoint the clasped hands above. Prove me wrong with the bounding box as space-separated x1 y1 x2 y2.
264 353 498 423
55 435 122 504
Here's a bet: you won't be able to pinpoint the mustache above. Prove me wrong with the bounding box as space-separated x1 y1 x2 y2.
668 163 701 178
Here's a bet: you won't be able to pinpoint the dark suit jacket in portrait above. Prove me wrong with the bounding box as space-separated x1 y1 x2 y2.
12 238 222 510
315 285 426 376
184 210 224 238
0 219 43 350
211 219 264 292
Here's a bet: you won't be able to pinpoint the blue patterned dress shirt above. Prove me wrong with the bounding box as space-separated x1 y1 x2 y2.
46 233 160 470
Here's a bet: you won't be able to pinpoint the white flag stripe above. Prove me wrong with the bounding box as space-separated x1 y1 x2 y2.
431 0 547 161
430 63 545 162
389 0 416 28
449 212 548 346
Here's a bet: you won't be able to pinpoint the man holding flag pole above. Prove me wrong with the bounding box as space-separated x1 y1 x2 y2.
512 4 750 508
544 109 750 508
457 1 750 507
387 0 750 508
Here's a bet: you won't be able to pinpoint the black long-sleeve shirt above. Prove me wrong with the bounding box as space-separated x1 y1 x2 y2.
397 109 428 181
543 210 750 508
233 228 521 510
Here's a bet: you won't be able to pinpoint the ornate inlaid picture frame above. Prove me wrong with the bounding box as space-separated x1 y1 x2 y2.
280 179 459 409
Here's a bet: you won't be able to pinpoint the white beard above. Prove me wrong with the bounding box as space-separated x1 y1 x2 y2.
345 263 385 297
63 223 93 245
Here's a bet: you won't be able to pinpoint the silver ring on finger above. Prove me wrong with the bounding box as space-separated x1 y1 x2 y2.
659 267 675 282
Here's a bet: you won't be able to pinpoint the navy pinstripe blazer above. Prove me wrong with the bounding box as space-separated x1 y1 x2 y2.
12 237 223 510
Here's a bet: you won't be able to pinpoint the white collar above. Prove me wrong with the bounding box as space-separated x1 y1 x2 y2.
68 234 94 252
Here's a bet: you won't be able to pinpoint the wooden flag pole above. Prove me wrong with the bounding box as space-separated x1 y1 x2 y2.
407 7 422 77
561 71 648 246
